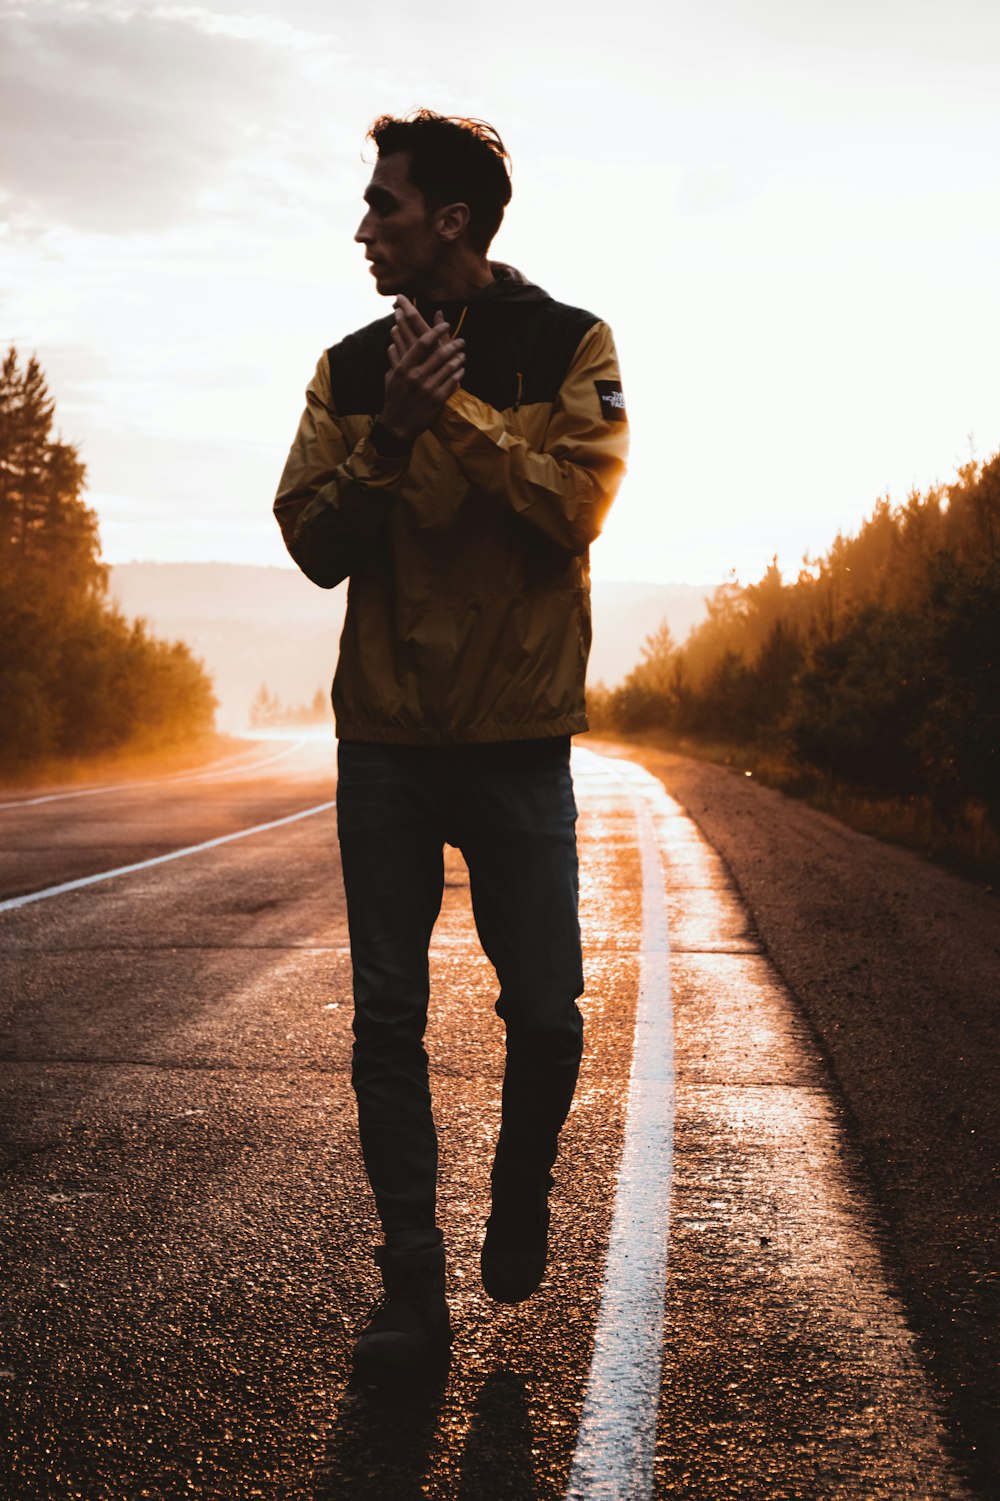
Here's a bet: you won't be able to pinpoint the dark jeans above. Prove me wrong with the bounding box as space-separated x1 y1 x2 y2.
336 737 585 1250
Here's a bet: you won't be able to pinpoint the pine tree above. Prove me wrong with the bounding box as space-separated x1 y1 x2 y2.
251 684 279 727
0 347 101 595
0 347 217 767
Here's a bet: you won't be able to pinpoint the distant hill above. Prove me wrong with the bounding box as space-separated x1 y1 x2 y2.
110 562 712 730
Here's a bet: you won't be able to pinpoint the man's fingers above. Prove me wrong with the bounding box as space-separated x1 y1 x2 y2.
418 321 454 351
391 298 435 355
395 339 463 389
393 320 453 372
435 344 465 373
393 296 434 349
394 300 452 350
423 362 464 402
392 313 417 354
428 375 461 406
383 300 463 434
417 335 464 371
385 339 463 395
395 294 433 334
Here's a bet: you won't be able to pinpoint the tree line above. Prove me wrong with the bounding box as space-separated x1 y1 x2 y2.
0 348 216 770
592 449 1000 833
250 684 329 728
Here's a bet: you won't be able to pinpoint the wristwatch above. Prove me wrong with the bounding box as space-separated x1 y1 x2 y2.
369 418 414 459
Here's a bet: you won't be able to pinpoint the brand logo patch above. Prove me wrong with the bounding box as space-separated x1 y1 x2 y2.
595 379 627 423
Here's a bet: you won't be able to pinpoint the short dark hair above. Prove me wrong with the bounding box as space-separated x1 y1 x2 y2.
367 110 512 254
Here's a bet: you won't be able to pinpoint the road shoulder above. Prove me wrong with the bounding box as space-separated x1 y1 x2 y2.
588 737 1000 1498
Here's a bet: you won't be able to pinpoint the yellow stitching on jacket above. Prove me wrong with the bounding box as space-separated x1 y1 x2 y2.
413 300 469 339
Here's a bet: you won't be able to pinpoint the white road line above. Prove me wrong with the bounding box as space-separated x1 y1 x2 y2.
0 739 308 812
567 752 675 1501
0 801 335 914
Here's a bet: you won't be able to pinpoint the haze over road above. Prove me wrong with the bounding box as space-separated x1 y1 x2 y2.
0 735 994 1499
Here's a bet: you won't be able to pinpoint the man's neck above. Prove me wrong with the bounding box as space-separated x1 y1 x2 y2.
411 255 494 301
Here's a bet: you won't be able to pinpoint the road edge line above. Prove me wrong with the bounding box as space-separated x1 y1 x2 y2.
566 752 675 1501
0 801 336 914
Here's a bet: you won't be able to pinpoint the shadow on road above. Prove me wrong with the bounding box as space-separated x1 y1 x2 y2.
456 1369 536 1500
313 1364 538 1500
313 1367 449 1500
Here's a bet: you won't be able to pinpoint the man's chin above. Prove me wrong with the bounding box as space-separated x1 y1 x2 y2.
372 268 404 296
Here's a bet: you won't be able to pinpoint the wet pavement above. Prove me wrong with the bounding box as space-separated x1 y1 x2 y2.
604 739 999 1499
0 734 990 1498
593 753 969 1499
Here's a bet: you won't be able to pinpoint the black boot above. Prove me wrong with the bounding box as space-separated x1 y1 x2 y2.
480 1171 553 1304
352 1244 452 1380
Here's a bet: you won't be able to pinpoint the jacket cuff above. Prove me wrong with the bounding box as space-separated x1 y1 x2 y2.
344 429 412 487
431 388 504 448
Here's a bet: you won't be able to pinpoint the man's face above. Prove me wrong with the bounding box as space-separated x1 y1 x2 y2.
354 152 443 296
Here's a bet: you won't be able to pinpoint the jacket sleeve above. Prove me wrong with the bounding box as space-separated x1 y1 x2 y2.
429 319 628 556
273 353 408 589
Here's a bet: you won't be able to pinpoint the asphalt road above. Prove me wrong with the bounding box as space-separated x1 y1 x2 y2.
0 733 992 1500
601 739 999 1500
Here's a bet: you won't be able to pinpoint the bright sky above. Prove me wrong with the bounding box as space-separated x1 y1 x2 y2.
2 0 998 586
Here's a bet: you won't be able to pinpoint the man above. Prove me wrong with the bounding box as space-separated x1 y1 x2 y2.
274 111 628 1379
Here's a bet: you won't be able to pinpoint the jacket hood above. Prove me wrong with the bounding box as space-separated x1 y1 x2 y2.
481 263 549 300
410 264 550 315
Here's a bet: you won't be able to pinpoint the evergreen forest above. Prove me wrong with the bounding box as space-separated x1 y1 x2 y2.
592 450 1000 860
0 348 217 772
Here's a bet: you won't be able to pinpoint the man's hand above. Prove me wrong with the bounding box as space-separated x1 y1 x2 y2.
380 296 465 443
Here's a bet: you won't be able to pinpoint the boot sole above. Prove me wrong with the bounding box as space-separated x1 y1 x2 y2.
480 1244 547 1304
351 1330 453 1383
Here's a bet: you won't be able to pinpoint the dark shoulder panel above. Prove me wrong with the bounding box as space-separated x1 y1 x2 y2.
459 297 602 412
324 298 605 418
326 315 393 417
515 300 602 408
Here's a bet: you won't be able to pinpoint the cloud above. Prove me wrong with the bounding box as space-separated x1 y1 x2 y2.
0 1 355 233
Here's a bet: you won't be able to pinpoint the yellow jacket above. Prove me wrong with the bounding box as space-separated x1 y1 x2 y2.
274 267 628 743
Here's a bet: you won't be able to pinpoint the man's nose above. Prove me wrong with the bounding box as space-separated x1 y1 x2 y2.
354 212 374 245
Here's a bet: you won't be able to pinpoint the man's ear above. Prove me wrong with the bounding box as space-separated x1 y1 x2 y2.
435 201 471 244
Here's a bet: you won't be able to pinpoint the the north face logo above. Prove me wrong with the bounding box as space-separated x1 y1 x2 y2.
595 380 627 422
